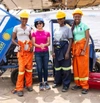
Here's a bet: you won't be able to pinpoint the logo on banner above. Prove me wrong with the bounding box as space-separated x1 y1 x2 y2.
2 33 11 40
0 41 5 53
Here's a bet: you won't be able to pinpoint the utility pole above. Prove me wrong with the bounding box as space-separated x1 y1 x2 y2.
41 0 43 11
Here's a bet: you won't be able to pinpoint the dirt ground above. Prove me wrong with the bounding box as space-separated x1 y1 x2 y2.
0 70 100 103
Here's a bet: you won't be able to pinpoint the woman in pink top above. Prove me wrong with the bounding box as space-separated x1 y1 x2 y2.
32 18 51 91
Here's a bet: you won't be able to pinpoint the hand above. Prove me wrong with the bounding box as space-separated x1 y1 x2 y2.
30 47 33 52
18 45 21 52
65 53 69 60
52 53 55 58
40 43 45 50
80 50 85 56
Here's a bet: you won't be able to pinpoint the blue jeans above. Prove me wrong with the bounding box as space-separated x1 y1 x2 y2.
35 51 49 82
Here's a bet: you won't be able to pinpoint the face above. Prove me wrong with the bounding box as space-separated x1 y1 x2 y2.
73 14 82 24
36 21 43 29
20 18 28 25
57 18 65 26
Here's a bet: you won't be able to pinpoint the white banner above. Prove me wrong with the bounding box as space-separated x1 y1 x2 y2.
0 10 100 49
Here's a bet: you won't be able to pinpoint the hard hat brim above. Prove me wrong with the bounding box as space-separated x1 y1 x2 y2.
72 13 83 15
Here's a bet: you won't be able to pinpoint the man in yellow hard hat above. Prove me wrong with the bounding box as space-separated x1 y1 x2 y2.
12 11 33 97
71 8 90 94
52 10 73 92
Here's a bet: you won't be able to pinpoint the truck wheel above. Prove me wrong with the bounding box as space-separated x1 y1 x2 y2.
11 69 18 85
11 69 26 85
95 61 100 72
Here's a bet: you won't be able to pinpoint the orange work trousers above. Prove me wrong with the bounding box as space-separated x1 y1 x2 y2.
72 38 89 89
15 41 33 91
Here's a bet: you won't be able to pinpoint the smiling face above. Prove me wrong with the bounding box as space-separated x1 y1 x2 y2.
36 21 44 29
20 18 28 25
73 13 82 24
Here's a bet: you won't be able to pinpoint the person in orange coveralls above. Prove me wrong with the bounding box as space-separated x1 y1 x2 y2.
12 11 33 97
71 8 90 94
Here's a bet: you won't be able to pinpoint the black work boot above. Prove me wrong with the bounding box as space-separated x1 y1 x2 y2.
62 86 69 92
52 84 61 88
26 86 33 92
17 91 23 97
81 89 88 94
71 85 81 90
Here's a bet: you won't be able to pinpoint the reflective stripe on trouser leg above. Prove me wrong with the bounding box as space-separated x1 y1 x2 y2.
62 69 71 87
25 69 32 72
62 66 71 71
16 52 33 91
16 71 25 91
16 52 25 91
54 67 62 84
73 57 80 86
74 77 88 81
62 66 71 87
74 77 89 89
73 47 89 89
25 69 33 87
25 53 33 87
55 67 62 71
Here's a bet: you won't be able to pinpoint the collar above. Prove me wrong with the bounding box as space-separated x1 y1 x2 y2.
77 22 82 27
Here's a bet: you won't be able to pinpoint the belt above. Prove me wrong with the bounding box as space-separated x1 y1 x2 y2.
60 39 68 42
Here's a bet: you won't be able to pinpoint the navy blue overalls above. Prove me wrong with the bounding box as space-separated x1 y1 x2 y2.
53 41 72 87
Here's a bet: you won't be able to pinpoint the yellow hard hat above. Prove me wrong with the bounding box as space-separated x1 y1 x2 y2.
72 8 83 15
19 11 29 18
56 10 66 19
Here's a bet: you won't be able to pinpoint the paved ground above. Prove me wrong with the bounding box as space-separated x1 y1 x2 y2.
0 70 100 103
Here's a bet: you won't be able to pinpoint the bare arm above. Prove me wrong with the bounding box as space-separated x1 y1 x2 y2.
29 34 32 40
32 36 50 49
65 38 72 59
80 29 89 55
83 29 89 51
12 32 19 46
44 37 50 47
32 37 41 48
29 34 34 44
29 34 34 52
66 38 73 54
